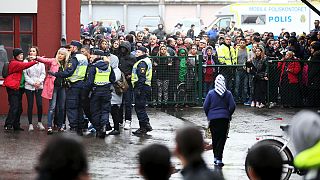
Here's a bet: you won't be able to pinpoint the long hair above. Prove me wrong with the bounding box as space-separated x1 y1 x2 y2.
28 46 39 56
55 48 69 69
254 47 265 60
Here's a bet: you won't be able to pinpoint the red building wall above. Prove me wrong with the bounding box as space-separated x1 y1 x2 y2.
0 0 80 115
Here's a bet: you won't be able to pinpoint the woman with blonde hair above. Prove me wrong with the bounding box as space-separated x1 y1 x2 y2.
32 48 69 134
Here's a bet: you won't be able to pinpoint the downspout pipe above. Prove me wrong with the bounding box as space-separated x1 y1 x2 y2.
61 0 67 46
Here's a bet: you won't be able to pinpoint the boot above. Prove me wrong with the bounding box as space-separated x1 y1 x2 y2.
145 122 153 132
132 128 147 136
76 128 83 136
98 125 106 139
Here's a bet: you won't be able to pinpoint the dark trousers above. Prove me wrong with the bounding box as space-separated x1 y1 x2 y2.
111 104 121 131
81 89 92 128
134 85 151 125
253 79 267 104
66 87 83 129
90 94 111 131
25 89 43 124
5 88 24 128
120 84 133 122
209 118 230 160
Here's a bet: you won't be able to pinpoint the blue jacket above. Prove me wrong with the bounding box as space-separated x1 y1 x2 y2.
84 60 115 96
203 89 236 121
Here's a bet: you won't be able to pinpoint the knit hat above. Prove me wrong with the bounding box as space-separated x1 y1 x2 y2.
214 74 226 96
290 110 320 154
137 46 147 54
13 48 24 58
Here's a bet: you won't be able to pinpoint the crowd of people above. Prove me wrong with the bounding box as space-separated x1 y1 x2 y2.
81 19 320 109
2 39 153 137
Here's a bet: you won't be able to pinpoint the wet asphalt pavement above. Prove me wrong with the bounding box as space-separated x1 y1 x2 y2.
0 105 306 180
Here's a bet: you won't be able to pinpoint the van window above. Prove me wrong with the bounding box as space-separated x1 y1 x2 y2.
218 18 230 30
241 15 266 25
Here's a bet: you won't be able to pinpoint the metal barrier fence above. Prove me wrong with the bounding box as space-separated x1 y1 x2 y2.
148 56 320 108
267 59 320 108
149 56 201 107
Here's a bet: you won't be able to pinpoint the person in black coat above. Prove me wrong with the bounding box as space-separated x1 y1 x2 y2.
117 41 136 129
307 41 320 106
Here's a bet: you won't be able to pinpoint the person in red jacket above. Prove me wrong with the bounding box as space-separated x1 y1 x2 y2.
278 51 302 107
3 48 37 131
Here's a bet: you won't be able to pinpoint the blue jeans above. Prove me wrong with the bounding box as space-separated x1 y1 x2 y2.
120 84 133 122
235 70 249 102
134 85 151 124
48 87 66 128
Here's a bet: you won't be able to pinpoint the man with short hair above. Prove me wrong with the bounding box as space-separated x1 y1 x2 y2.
311 20 320 33
187 24 195 40
138 144 172 180
217 35 237 92
131 47 153 136
245 143 282 180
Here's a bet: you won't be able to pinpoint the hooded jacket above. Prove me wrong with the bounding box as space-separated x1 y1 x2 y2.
110 54 123 105
203 75 236 121
118 41 136 77
290 110 320 179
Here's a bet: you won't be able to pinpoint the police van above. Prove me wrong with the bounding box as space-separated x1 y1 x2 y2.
209 3 319 34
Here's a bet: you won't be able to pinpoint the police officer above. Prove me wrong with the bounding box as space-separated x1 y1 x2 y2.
49 40 88 136
217 35 237 92
131 47 153 136
85 50 115 138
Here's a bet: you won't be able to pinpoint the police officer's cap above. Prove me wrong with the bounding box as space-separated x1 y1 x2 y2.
93 49 104 56
69 40 82 49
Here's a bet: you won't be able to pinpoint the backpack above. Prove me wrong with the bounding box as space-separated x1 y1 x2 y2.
113 72 129 95
2 61 9 78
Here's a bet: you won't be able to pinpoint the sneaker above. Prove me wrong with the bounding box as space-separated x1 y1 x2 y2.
258 103 265 108
4 125 13 131
132 128 147 136
255 102 260 108
37 122 45 131
47 128 53 135
123 120 131 130
119 122 124 128
28 124 34 131
58 128 65 132
250 101 255 107
108 129 120 135
62 124 66 130
244 101 251 106
214 160 224 167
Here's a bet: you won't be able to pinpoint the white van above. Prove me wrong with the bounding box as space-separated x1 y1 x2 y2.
136 16 164 32
209 3 317 34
